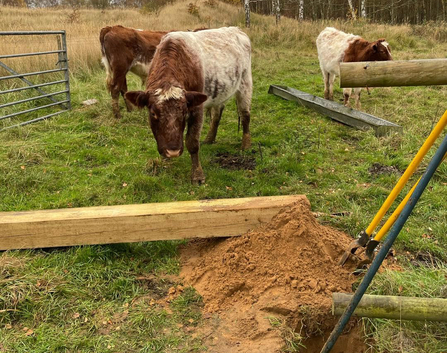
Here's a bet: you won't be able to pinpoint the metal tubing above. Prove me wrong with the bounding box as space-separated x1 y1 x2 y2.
320 133 447 353
0 50 64 59
0 100 69 120
0 110 68 132
61 31 71 110
0 90 68 109
0 31 65 35
365 110 447 235
0 68 66 81
0 80 67 95
0 61 68 109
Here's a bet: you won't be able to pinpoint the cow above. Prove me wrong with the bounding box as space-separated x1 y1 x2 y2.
316 27 392 109
125 27 252 184
100 25 168 119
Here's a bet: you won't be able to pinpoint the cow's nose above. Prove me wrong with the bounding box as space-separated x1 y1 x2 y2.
165 149 181 158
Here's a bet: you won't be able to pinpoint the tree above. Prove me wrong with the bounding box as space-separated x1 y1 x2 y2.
347 0 356 19
299 0 304 21
360 0 366 18
244 0 250 28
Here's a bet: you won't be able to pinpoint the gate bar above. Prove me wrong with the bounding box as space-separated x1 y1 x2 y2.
0 80 66 95
0 100 69 120
0 110 68 132
0 61 68 109
0 50 65 59
0 31 65 35
0 68 67 81
0 90 68 109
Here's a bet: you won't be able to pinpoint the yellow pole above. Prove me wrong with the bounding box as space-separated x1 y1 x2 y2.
374 152 447 242
365 110 447 236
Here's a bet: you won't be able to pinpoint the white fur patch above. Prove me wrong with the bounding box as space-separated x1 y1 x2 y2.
154 86 184 102
101 56 112 84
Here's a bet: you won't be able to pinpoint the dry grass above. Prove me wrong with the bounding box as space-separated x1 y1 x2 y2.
1 1 446 75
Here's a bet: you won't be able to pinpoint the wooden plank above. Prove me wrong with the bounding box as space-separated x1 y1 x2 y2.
268 85 402 136
0 195 307 250
333 293 447 322
340 59 447 88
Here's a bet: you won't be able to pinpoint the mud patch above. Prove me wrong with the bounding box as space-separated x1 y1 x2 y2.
180 199 369 352
368 162 402 176
214 152 256 170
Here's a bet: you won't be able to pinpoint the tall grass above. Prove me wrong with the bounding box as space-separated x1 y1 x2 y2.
1 1 447 75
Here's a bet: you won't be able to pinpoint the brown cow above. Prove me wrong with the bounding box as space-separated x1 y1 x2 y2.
125 27 252 184
100 25 167 119
316 27 392 109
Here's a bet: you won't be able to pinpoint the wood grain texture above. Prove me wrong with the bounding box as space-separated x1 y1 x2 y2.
0 195 307 250
340 59 447 87
333 293 447 321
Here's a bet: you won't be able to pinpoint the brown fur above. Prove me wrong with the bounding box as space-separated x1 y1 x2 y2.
125 36 207 184
343 38 392 62
100 25 168 118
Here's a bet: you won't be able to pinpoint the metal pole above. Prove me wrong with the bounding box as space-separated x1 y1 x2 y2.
61 31 71 110
320 132 447 353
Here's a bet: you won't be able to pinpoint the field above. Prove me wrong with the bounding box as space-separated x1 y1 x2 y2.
1 1 447 352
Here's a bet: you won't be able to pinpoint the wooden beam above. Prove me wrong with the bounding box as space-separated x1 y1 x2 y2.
268 85 402 136
340 59 447 88
333 293 447 322
0 195 306 251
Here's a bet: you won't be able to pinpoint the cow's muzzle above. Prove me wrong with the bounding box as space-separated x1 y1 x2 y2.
165 149 182 158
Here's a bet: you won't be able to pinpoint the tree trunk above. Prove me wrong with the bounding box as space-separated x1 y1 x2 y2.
244 0 250 28
299 0 304 21
347 0 356 19
275 0 280 24
360 0 366 18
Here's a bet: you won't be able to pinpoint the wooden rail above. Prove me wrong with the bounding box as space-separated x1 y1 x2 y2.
340 59 447 88
333 293 447 321
0 195 306 250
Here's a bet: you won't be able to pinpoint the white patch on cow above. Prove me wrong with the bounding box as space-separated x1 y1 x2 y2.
101 55 112 86
129 61 151 84
154 86 184 102
382 41 391 55
161 27 252 110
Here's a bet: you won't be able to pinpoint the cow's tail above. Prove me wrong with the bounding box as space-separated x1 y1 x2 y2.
100 27 113 90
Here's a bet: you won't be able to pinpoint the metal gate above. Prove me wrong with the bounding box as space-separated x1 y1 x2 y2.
0 31 71 132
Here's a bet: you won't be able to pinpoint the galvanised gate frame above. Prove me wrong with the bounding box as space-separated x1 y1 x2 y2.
0 31 71 131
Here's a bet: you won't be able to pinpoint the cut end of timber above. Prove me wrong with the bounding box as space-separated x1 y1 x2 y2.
0 195 307 251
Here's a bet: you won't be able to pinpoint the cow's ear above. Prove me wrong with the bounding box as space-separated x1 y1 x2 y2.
125 91 150 109
372 43 378 52
185 91 208 108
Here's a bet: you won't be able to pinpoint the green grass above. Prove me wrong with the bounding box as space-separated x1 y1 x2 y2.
1 16 447 353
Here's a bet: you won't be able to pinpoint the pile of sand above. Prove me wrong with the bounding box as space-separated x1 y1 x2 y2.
180 198 367 352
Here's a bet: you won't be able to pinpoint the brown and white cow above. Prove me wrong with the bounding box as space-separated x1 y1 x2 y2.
100 25 168 119
125 27 252 184
316 27 392 109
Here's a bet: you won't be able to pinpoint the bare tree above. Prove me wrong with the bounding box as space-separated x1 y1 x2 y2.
275 0 280 24
244 0 250 28
299 0 304 20
360 0 366 17
347 0 356 19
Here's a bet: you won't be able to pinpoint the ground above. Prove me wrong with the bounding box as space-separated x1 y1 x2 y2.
0 2 446 352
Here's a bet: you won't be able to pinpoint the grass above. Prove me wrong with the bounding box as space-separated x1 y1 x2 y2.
1 1 447 352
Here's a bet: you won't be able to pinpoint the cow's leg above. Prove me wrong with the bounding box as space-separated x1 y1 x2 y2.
323 71 330 100
353 88 362 110
328 73 336 101
343 88 352 107
203 105 224 144
120 79 133 113
109 69 128 119
186 107 205 184
236 73 252 150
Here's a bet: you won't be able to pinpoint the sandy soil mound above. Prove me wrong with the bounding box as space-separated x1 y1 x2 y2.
180 198 368 353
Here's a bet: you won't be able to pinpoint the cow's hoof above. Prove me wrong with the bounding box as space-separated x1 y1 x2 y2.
241 134 251 150
191 169 206 185
202 138 215 145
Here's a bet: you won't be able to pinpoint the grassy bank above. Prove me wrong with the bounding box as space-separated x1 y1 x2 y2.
1 1 447 352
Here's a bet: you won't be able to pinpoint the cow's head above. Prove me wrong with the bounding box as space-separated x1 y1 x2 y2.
369 39 392 61
125 87 207 158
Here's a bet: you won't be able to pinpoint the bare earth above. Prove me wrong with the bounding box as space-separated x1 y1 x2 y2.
180 198 370 353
